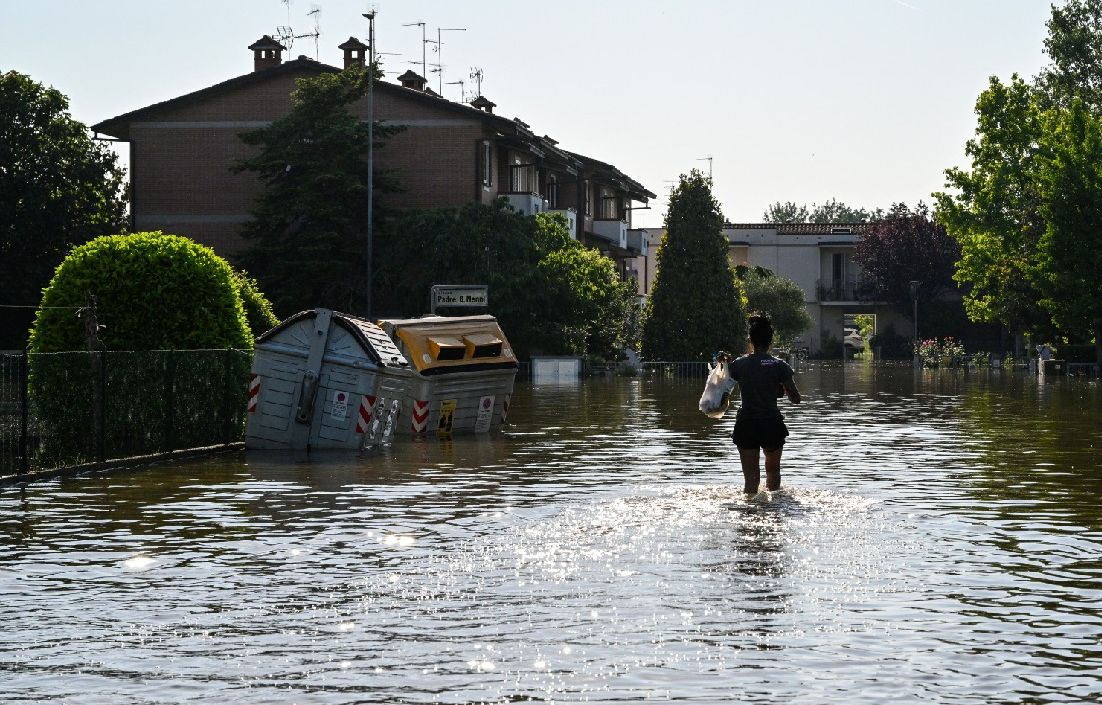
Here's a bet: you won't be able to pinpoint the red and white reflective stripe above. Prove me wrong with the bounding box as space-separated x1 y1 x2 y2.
411 400 430 433
355 395 376 433
502 394 511 423
247 374 260 412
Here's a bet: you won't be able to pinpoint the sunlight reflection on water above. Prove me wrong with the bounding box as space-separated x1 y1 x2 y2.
1 364 1101 703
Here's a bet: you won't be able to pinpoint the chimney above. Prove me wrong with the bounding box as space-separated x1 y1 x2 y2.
338 36 368 69
470 95 496 114
397 69 428 92
248 35 285 71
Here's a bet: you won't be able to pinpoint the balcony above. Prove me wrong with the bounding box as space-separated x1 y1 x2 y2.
626 228 649 255
503 193 547 217
592 218 627 249
817 279 875 303
548 208 578 239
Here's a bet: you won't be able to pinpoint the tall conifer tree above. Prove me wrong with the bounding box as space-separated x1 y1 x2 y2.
641 170 746 360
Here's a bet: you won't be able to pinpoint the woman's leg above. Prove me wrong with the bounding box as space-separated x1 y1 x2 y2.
763 448 782 490
738 447 761 494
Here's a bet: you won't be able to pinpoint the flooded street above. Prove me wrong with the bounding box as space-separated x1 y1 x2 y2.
2 364 1101 703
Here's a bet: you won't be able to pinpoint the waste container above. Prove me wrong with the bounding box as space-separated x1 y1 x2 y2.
246 309 415 450
1041 359 1066 377
378 315 518 435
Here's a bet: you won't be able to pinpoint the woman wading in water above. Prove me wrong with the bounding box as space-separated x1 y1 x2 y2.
719 312 801 494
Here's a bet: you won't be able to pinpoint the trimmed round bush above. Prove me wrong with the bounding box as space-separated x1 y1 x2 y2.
30 231 253 352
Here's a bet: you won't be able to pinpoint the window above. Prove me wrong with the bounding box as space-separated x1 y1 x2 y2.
584 180 592 216
832 252 846 285
547 175 558 209
481 141 493 187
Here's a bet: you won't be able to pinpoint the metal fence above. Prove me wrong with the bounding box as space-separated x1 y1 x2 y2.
1 349 251 478
640 361 712 378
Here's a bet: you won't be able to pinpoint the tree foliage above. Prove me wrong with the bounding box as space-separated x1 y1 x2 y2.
235 65 400 315
377 203 635 359
1035 99 1102 358
1037 0 1102 112
736 267 812 347
762 198 883 224
642 170 747 360
934 76 1048 332
231 269 280 338
29 232 253 353
854 202 961 317
0 70 128 346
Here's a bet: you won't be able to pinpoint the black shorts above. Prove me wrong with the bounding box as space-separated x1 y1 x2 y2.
731 415 789 452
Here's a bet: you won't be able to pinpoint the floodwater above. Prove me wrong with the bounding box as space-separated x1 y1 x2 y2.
1 364 1101 704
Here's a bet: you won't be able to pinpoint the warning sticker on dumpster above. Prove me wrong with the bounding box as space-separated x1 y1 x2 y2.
331 389 349 419
474 395 495 433
437 399 457 437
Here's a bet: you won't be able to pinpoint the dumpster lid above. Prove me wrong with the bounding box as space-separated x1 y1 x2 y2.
378 314 517 375
258 309 409 368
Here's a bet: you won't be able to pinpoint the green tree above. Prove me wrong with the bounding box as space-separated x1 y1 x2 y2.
1037 0 1102 112
235 65 400 314
737 267 812 347
642 170 746 360
934 76 1049 335
1035 99 1102 363
761 198 882 223
0 71 128 347
377 203 634 359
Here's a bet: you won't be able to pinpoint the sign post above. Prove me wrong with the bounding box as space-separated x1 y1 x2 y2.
430 284 489 315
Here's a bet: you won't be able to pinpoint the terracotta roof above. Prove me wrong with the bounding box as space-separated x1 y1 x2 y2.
92 58 333 139
724 222 873 234
248 35 285 50
91 52 653 199
337 36 367 50
566 150 656 201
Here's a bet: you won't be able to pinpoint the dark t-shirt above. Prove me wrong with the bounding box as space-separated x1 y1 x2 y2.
729 353 795 420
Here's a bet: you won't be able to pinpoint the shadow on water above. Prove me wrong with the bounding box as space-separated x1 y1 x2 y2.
1 365 1101 703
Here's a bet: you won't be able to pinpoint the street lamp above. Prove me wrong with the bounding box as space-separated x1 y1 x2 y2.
364 10 376 320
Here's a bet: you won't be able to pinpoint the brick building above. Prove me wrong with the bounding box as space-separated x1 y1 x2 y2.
92 35 655 278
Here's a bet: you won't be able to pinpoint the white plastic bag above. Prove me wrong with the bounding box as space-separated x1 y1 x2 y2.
698 360 734 419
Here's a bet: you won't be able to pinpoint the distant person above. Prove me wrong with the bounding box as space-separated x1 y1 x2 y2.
719 312 802 494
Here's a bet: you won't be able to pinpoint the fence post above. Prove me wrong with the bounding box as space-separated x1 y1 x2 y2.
96 350 106 463
20 348 29 474
82 294 106 463
164 350 176 452
223 349 234 444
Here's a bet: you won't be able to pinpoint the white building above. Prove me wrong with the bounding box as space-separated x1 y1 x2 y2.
630 223 910 354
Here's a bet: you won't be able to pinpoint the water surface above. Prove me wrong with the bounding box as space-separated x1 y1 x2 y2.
2 364 1101 703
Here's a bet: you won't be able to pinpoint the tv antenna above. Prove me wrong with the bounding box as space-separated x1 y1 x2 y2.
445 79 466 102
469 67 484 96
430 26 466 94
273 1 322 60
696 155 713 180
402 21 428 79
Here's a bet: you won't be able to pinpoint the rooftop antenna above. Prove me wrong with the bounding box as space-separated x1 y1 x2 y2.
469 67 484 96
402 21 428 79
445 79 466 102
300 4 321 61
431 26 467 94
696 155 713 181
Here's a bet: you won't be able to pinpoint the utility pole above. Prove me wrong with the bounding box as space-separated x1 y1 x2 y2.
434 26 467 94
364 10 376 320
402 21 427 78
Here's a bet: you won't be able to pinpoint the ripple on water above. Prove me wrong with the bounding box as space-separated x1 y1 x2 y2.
1 368 1101 703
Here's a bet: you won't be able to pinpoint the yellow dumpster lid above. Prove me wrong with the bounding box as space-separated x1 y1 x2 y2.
379 315 517 374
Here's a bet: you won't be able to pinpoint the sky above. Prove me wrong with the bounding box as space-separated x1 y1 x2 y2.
1 0 1056 227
